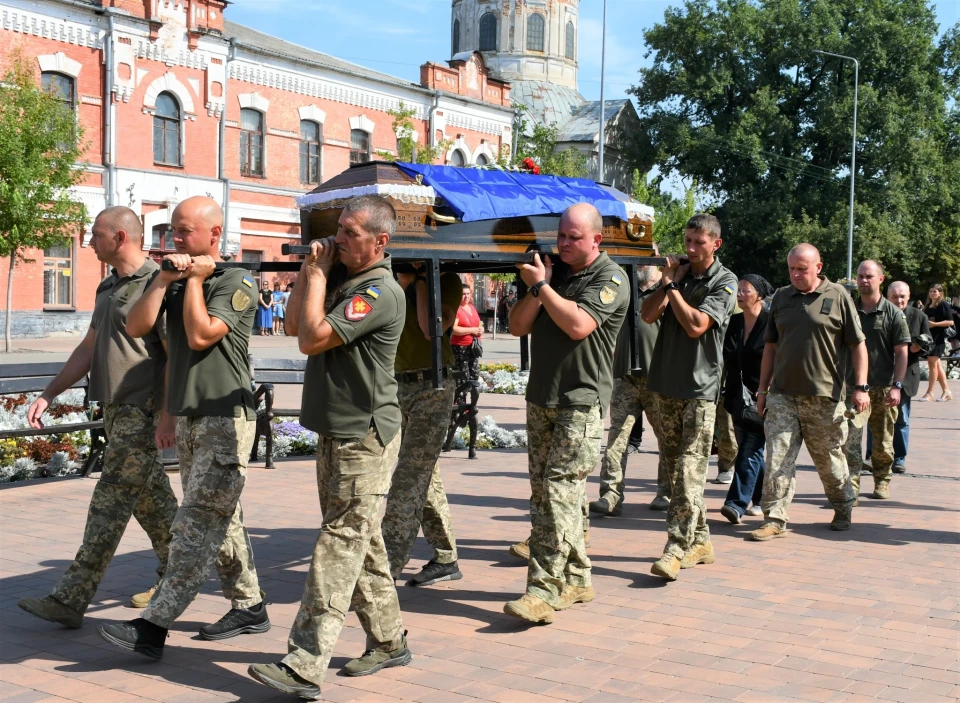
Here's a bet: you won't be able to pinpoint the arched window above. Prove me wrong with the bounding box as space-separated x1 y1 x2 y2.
153 92 181 166
479 12 497 51
527 13 545 52
449 149 466 167
475 153 489 166
300 120 322 184
452 19 461 55
240 108 264 176
565 21 575 59
350 129 371 165
41 72 75 148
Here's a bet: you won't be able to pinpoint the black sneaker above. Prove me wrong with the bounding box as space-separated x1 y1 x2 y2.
406 560 463 587
98 618 167 659
199 601 270 640
248 662 320 701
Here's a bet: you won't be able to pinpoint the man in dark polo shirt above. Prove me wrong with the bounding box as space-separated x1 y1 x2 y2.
642 214 737 581
751 243 867 541
504 202 629 625
381 270 463 587
18 206 179 629
844 260 910 501
99 196 267 659
248 195 409 700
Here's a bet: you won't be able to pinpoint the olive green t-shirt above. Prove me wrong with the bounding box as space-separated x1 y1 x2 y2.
165 267 257 417
647 258 737 401
394 272 462 372
765 277 865 401
845 296 911 387
89 259 167 407
613 284 661 379
300 255 404 441
526 252 630 411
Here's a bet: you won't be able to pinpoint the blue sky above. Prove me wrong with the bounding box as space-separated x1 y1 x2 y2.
227 0 958 103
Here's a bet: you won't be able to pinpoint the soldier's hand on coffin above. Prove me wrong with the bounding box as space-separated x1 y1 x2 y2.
160 253 193 283
189 255 216 280
305 236 338 276
661 255 689 285
516 252 551 286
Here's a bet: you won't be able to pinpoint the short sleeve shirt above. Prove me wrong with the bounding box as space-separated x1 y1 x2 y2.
300 255 404 441
526 252 630 411
765 277 864 401
846 296 910 387
647 258 738 401
165 268 257 417
612 284 661 379
88 259 167 407
394 272 462 372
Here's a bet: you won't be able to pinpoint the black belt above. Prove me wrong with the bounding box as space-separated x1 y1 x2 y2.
395 367 451 384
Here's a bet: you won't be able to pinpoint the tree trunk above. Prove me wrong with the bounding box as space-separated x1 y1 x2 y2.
492 284 499 341
5 252 14 353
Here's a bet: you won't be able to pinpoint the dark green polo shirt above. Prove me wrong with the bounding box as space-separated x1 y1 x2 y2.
300 255 404 441
647 258 737 401
165 267 257 417
613 284 661 379
526 252 630 411
394 272 461 372
846 296 910 387
765 276 864 401
89 259 166 406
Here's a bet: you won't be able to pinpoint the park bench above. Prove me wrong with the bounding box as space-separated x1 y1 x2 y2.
943 348 960 375
0 362 106 477
249 357 306 470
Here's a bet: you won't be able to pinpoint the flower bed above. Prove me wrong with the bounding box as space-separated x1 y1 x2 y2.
0 389 91 482
478 362 527 395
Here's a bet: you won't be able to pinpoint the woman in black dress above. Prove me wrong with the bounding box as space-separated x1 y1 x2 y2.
920 284 954 402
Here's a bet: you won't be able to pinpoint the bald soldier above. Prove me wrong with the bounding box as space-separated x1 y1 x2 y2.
844 261 909 501
98 196 268 658
17 207 179 629
752 244 867 540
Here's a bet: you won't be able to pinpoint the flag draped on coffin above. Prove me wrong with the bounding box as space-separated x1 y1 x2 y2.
395 163 631 223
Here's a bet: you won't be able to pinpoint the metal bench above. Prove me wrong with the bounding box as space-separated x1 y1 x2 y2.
250 357 306 470
943 348 960 375
0 362 106 477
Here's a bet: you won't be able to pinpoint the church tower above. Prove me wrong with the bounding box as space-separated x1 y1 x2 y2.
451 0 584 126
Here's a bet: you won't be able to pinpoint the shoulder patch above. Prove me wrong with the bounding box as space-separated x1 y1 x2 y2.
611 274 623 286
231 289 252 312
345 295 373 321
365 286 381 300
723 284 735 295
242 276 254 288
599 286 617 305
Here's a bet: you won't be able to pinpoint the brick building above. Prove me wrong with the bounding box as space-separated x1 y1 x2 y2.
0 0 514 337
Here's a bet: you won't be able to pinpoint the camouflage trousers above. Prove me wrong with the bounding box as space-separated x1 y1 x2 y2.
716 404 739 471
761 394 855 526
845 386 897 492
656 395 716 560
283 428 404 687
525 403 602 608
382 376 458 578
49 403 179 614
142 415 259 629
597 374 667 506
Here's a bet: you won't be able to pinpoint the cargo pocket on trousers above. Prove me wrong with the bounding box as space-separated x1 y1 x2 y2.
328 592 350 617
192 455 245 516
336 430 390 497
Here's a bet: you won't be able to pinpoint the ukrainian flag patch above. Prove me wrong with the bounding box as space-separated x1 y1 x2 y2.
242 276 254 288
611 274 623 285
365 286 381 299
723 284 734 295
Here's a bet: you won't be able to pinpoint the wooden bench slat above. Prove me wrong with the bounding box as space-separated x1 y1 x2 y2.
272 408 302 417
0 377 88 394
250 358 307 371
0 421 103 440
254 371 305 384
0 362 77 378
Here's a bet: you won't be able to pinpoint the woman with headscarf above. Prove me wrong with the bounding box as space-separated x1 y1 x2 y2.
720 274 774 524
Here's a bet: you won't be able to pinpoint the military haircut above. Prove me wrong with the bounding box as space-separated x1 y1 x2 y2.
685 213 721 239
97 206 143 242
344 195 397 238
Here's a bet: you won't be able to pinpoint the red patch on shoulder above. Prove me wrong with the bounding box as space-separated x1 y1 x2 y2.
344 295 373 321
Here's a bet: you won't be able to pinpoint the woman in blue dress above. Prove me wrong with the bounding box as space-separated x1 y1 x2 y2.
256 281 273 335
272 282 285 336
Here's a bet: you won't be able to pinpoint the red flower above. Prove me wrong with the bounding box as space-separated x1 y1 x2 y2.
522 157 541 175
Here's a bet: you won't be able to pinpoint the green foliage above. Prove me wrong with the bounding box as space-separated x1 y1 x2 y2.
376 101 451 165
515 119 589 178
479 362 519 373
631 170 698 255
0 51 86 262
629 0 960 289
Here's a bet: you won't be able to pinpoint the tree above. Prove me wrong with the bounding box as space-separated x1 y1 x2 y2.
515 121 589 178
0 52 87 351
629 0 960 289
631 170 698 255
376 101 452 164
486 272 515 339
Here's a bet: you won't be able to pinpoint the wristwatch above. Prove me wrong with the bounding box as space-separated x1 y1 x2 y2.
893 381 903 390
854 384 870 392
530 280 548 298
664 281 680 292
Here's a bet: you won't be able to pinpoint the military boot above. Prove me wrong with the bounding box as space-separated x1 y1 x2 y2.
503 594 554 624
588 496 622 517
872 480 890 499
509 537 530 560
556 584 595 610
248 663 320 700
344 632 412 676
680 542 715 569
98 618 167 659
18 596 82 629
649 494 670 511
830 510 852 531
750 522 787 541
129 585 157 609
651 554 682 581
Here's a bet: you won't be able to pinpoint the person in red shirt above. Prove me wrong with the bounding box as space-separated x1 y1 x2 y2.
447 284 483 458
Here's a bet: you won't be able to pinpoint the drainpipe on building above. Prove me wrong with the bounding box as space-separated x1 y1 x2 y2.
103 10 116 208
219 39 237 258
428 91 441 159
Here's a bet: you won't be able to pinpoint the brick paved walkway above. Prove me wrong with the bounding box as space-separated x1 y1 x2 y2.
2 395 958 702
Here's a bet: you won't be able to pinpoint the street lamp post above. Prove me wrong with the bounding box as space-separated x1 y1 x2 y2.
813 49 859 284
598 0 607 183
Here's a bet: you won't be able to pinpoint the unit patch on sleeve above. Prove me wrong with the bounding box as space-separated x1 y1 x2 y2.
599 286 617 305
231 289 252 312
345 295 373 321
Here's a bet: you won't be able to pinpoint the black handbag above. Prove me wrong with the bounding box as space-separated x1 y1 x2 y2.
470 337 483 359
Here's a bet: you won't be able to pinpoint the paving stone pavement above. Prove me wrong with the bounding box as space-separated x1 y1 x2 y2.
1 392 958 703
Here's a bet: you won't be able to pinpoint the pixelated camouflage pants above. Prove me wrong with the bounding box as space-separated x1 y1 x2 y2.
656 395 716 560
283 429 404 687
597 374 668 505
716 403 739 471
49 403 179 614
382 376 458 577
761 394 855 526
142 415 259 628
845 386 897 491
525 403 602 607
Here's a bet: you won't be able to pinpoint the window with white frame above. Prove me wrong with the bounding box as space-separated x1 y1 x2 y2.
300 120 322 184
565 21 576 59
43 243 73 307
240 108 264 176
527 13 545 52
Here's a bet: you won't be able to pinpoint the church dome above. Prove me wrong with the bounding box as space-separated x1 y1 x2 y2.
510 80 585 129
